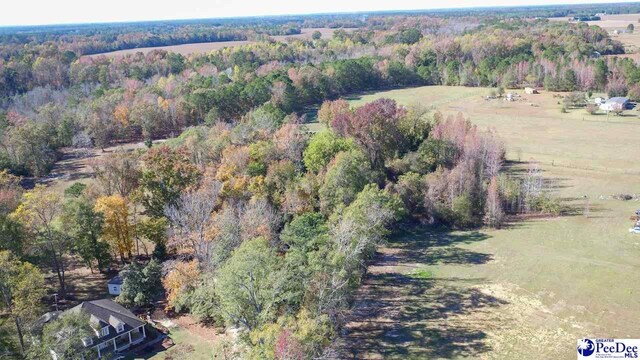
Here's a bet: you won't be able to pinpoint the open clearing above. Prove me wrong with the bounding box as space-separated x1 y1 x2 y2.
142 316 222 360
550 13 640 30
84 28 341 58
30 139 168 193
336 86 640 359
551 14 640 54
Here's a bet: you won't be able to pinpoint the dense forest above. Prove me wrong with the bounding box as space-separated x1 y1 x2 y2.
0 4 638 359
1 14 636 176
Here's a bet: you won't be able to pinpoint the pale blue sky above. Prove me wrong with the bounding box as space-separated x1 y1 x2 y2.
0 0 635 26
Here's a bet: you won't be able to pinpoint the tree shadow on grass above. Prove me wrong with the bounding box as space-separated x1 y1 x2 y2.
339 273 506 359
389 227 494 267
336 227 505 359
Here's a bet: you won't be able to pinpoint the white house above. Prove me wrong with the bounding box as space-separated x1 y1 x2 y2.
47 299 147 360
599 97 629 112
107 276 123 296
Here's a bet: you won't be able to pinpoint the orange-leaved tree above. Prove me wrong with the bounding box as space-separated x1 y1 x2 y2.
162 260 199 310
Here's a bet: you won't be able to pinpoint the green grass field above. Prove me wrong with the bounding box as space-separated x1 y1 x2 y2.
139 326 217 360
337 86 640 359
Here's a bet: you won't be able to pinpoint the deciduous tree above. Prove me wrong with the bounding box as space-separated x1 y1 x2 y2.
165 179 222 263
11 185 69 297
216 237 278 330
0 251 46 354
331 98 406 168
139 146 201 218
94 195 133 263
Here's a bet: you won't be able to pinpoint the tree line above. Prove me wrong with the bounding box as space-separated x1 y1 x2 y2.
3 17 640 177
1 95 561 358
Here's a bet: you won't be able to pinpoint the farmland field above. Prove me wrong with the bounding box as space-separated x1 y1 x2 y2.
550 13 640 30
84 27 341 58
551 13 640 54
335 86 640 359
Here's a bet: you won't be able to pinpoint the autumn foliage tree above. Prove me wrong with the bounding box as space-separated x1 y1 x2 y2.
330 98 407 168
139 146 201 218
94 195 134 263
165 178 222 264
0 251 46 354
10 185 69 297
162 260 200 311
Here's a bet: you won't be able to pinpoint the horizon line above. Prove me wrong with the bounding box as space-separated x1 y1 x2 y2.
1 1 638 29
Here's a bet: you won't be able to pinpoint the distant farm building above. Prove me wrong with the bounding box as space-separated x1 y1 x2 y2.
524 87 538 94
599 97 629 111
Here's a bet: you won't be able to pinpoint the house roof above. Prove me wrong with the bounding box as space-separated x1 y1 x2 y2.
108 276 123 285
32 311 62 334
66 299 145 343
68 299 144 329
605 97 629 104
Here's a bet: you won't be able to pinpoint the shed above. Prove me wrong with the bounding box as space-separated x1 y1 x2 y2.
108 276 123 296
524 87 538 94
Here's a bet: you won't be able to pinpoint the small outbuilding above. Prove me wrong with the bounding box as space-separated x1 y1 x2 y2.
108 276 123 296
524 87 538 94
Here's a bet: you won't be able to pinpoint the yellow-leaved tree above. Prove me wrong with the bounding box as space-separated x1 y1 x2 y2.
0 251 46 354
10 185 69 298
162 260 199 310
94 195 133 263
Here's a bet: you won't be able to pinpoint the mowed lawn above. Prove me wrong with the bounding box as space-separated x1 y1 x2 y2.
145 327 216 360
337 86 640 359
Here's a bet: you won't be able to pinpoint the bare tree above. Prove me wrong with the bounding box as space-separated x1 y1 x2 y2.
485 176 504 228
240 198 281 245
209 202 242 267
165 178 222 264
90 151 141 197
520 159 543 213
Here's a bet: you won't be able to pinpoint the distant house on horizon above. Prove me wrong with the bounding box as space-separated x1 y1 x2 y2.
45 299 147 360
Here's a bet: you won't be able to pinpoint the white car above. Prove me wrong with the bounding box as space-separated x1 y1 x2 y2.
629 227 640 234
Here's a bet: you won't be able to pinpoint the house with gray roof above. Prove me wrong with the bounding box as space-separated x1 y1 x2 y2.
48 299 146 360
599 97 629 112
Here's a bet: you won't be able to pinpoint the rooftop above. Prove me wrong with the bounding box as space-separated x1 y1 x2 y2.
605 97 629 104
65 299 145 342
108 276 123 285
